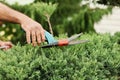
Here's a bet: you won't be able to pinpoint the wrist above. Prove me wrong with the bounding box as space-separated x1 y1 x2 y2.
17 14 32 25
9 9 31 25
15 13 29 24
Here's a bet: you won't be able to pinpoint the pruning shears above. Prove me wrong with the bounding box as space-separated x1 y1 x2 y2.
0 31 89 49
41 31 89 48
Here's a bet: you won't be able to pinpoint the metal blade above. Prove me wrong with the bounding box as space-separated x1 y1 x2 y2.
68 33 83 42
41 44 58 48
69 40 89 45
41 42 58 48
41 40 89 48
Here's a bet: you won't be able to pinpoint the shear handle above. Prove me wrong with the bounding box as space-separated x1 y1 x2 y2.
41 39 69 48
45 31 57 44
58 39 69 46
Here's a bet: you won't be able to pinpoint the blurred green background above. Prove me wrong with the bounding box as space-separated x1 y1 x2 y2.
0 0 112 44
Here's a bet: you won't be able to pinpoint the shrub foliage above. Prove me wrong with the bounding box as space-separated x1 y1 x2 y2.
0 32 120 80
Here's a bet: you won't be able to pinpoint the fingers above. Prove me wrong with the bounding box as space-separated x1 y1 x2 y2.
5 42 13 47
36 31 41 45
32 31 37 46
21 20 45 46
26 28 45 46
32 29 45 46
0 41 13 50
41 30 45 42
26 31 31 44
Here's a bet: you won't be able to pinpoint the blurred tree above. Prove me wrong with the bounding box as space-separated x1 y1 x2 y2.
34 0 83 35
34 0 112 36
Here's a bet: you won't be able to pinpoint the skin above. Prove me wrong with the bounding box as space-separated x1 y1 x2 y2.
0 3 45 49
0 40 13 50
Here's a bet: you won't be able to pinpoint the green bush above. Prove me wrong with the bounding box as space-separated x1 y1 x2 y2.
0 32 120 80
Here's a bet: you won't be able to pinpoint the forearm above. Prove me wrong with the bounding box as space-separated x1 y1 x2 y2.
0 3 30 24
0 3 45 46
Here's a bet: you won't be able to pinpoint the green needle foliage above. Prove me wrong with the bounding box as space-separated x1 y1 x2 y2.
0 32 120 80
32 2 58 35
32 2 58 21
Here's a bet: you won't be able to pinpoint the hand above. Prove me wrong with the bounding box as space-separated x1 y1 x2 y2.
0 41 13 50
20 18 45 46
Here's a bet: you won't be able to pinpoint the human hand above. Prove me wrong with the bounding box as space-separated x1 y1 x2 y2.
0 41 13 50
20 18 45 46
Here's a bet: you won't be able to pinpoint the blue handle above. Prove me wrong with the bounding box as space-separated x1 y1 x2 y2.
45 31 57 44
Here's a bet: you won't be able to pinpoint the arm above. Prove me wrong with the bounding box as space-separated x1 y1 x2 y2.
0 3 45 46
0 3 23 23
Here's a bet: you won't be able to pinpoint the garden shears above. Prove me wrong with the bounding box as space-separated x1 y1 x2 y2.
41 31 89 48
0 31 89 49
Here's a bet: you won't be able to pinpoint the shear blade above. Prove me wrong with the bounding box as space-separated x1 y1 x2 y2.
69 40 89 45
68 33 83 42
41 43 57 48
